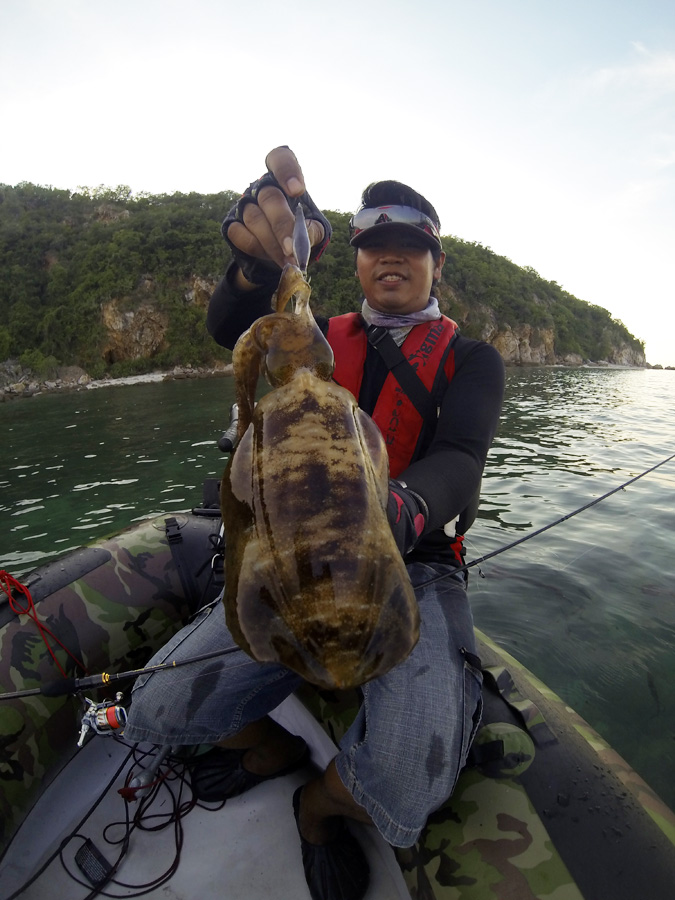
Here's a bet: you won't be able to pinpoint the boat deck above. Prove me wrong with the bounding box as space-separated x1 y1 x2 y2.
1 696 411 899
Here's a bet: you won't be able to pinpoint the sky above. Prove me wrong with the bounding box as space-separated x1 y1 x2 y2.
2 0 675 366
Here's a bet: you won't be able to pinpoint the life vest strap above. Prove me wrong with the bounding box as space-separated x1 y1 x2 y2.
365 325 437 424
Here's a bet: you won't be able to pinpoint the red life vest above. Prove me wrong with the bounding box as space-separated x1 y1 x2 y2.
326 313 459 479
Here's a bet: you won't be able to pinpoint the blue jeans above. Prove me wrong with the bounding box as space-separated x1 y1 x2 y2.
124 561 482 847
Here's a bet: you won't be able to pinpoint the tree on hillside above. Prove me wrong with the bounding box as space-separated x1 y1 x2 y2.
0 183 644 374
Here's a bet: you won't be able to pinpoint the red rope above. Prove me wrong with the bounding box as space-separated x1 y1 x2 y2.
0 569 88 677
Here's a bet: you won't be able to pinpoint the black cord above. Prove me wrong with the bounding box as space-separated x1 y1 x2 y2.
69 748 220 898
10 742 214 900
3 739 136 900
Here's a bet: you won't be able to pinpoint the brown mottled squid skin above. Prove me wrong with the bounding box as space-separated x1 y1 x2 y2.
220 264 419 689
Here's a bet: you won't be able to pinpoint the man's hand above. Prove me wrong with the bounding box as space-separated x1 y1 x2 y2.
387 481 429 556
265 146 306 198
224 147 328 287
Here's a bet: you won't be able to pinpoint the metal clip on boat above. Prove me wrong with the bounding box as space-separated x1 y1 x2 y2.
218 403 240 452
125 744 174 796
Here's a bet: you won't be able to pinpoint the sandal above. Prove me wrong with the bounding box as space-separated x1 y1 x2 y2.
190 741 309 802
292 786 370 900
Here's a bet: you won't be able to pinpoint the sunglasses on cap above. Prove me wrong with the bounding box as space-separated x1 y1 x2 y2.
349 205 442 249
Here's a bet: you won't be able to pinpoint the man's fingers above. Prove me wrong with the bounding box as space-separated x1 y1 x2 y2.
229 187 294 268
226 150 323 271
226 221 269 262
228 214 326 267
229 217 325 269
265 146 305 198
306 219 326 250
253 185 297 264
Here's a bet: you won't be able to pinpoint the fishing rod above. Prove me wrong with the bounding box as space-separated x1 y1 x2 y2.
1 451 673 705
417 449 675 590
0 644 241 702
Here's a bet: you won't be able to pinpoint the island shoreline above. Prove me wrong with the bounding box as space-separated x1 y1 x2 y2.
2 358 674 403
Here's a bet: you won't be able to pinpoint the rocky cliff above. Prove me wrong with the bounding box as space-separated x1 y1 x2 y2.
99 276 647 370
438 287 647 367
480 322 645 366
101 301 169 364
99 274 218 365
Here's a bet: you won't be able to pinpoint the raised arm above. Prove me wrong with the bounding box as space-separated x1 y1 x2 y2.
207 147 332 348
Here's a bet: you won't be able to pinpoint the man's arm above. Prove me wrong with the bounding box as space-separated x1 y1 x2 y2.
207 264 276 350
398 339 505 534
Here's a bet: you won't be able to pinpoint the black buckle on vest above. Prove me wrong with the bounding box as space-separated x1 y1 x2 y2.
366 325 389 347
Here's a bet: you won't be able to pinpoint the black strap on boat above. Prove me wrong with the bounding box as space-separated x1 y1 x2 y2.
464 662 558 769
465 738 506 767
482 665 558 748
165 517 200 606
366 325 437 423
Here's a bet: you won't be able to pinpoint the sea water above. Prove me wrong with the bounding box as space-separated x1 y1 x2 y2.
2 368 674 808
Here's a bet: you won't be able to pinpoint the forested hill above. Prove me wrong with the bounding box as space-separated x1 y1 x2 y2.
0 183 646 382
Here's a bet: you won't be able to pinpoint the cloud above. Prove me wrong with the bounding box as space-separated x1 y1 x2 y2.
650 144 675 171
583 43 675 99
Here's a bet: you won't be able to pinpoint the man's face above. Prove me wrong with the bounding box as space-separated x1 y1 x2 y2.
355 229 445 315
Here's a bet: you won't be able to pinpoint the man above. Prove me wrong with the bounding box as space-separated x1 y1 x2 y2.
124 147 504 900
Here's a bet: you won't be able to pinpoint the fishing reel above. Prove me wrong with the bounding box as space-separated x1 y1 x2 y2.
77 693 128 747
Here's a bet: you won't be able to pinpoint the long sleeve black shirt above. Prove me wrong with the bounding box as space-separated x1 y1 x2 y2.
207 265 505 565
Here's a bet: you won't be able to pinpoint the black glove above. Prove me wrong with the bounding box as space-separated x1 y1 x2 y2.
387 480 429 556
222 172 332 287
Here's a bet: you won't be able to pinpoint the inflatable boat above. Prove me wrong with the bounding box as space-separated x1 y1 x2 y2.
1 495 674 899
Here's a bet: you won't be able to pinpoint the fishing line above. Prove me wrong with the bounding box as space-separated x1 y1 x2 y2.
416 449 675 590
1 452 673 704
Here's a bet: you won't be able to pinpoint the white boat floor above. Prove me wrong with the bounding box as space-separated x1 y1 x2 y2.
0 695 412 900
